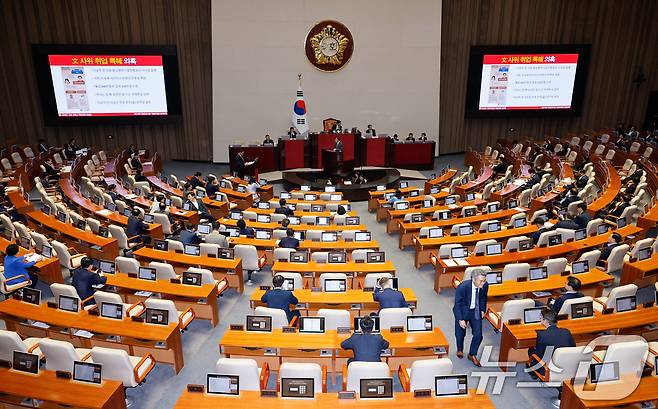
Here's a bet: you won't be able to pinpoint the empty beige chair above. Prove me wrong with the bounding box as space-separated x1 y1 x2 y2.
351 249 375 263
50 240 86 273
255 306 291 328
505 236 531 252
558 296 594 317
600 244 629 274
279 362 326 393
502 263 530 282
605 149 616 161
85 217 101 234
234 244 267 285
108 225 141 255
90 347 155 387
39 338 91 373
144 298 194 330
593 284 637 312
10 152 23 166
115 256 140 275
438 243 464 259
486 298 535 331
319 273 348 291
0 330 41 361
311 251 329 263
398 358 453 392
450 223 472 236
305 230 324 241
148 262 178 281
379 307 412 330
528 346 592 388
543 257 568 276
273 248 295 262
185 267 227 294
343 361 389 391
341 230 357 241
152 213 175 235
508 213 527 227
478 220 500 233
215 358 269 391
93 290 144 317
460 206 477 217
592 339 648 378
166 239 185 252
627 238 654 260
575 250 600 271
585 218 603 236
199 243 220 257
474 239 498 255
317 309 350 330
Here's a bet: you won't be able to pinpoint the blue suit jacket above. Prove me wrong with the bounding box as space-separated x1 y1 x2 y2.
179 229 202 245
3 255 36 285
551 291 584 314
126 216 147 238
452 280 488 321
340 333 389 362
373 288 408 309
205 183 219 198
278 237 299 249
531 324 575 359
71 267 107 304
261 288 299 322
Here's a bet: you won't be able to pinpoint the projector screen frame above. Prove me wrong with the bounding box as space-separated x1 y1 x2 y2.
464 44 591 118
32 43 183 126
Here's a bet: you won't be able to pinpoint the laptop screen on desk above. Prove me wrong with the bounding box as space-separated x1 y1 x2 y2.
488 204 499 213
324 279 346 292
518 239 533 251
487 221 501 233
184 244 200 256
597 224 609 235
246 315 272 332
197 224 211 234
638 247 652 261
407 315 432 332
100 302 123 319
182 271 202 286
290 251 308 263
355 232 371 242
255 230 271 240
435 375 468 397
316 217 330 226
437 211 450 220
574 229 586 241
400 182 408 188
73 361 102 384
429 228 443 238
257 214 271 223
409 190 420 197
486 272 502 285
486 243 503 256
299 317 325 333
321 232 338 242
508 199 518 209
218 248 234 260
548 234 562 246
143 214 155 224
153 240 168 251
145 308 169 325
138 267 157 281
360 378 393 399
346 217 360 225
58 295 79 312
464 208 476 217
450 247 468 259
513 218 527 228
394 202 409 211
207 374 239 395
98 260 115 274
281 378 314 398
367 252 385 263
465 193 475 201
328 252 346 263
21 288 41 305
230 211 242 220
257 202 270 209
459 226 473 235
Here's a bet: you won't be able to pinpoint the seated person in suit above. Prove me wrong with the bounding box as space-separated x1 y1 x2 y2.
576 173 589 189
185 192 213 221
127 208 149 245
149 194 166 213
129 152 142 171
236 219 255 238
364 124 376 136
106 184 121 203
134 170 148 183
522 168 541 190
287 127 298 138
405 132 415 142
340 315 390 364
3 244 38 288
178 224 202 245
274 198 294 216
554 214 580 230
598 232 622 266
527 308 575 376
387 190 403 205
418 132 428 142
262 134 274 146
37 138 49 153
549 276 583 314
278 228 299 249
492 155 507 175
531 217 550 245
391 133 400 142
205 175 220 198
280 218 290 229
154 202 175 224
543 203 559 221
609 195 631 218
189 172 205 189
559 187 580 209
261 274 299 322
336 205 347 216
71 257 107 306
373 276 407 309
573 202 591 229
204 222 229 247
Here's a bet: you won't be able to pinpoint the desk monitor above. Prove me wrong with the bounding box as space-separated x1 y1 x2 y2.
435 375 468 397
153 239 168 251
422 199 432 208
508 199 519 209
513 217 527 228
325 186 336 193
486 271 502 285
19 236 31 250
487 203 499 213
430 187 440 194
300 185 311 191
226 227 240 237
321 232 338 242
367 251 385 263
437 211 451 220
197 224 212 235
345 216 360 225
451 247 468 259
548 234 562 246
376 185 386 191
73 361 102 384
487 221 502 232
328 252 347 263
182 271 202 286
304 194 317 201
255 230 271 240
98 225 109 238
445 196 457 205
617 217 627 228
42 203 52 215
330 194 342 201
293 231 305 241
281 378 314 398
400 181 409 188
145 308 169 325
12 351 39 375
574 229 587 241
236 186 246 193
257 202 270 209
282 278 295 291
458 225 473 235
360 378 393 399
22 288 41 305
280 192 292 199
597 224 609 235
465 193 475 201
615 295 636 312
486 243 503 256
571 301 594 319
384 193 394 201
518 239 533 251
429 228 443 239
299 317 325 333
207 374 239 395
230 211 242 220
123 208 133 217
288 216 301 225
41 244 53 258
183 203 192 211
407 315 432 332
354 316 380 333
164 198 172 206
409 190 420 197
529 266 548 281
57 211 67 222
572 260 589 274
138 267 157 281
523 307 544 324
394 202 409 211
589 362 619 383
218 248 234 260
355 232 371 242
143 214 155 224
58 295 79 312
246 315 272 332
638 247 652 261
464 208 476 217
324 278 346 292
316 216 330 226
184 244 200 256
75 220 87 230
98 260 115 274
290 251 309 263
100 302 123 320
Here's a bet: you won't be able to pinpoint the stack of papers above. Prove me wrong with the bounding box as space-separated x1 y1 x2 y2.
455 258 470 266
135 291 153 297
31 321 50 329
74 330 94 338
124 194 137 200
24 254 42 263
513 179 526 186
533 291 552 297
95 209 113 217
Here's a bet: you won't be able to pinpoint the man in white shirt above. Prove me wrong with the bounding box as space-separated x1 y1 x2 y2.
452 269 489 366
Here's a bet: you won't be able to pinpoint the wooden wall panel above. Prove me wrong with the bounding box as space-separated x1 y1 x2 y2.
0 0 212 161
440 0 658 154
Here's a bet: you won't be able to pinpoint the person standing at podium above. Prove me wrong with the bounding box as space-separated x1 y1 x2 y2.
287 127 298 139
234 150 247 178
334 137 344 153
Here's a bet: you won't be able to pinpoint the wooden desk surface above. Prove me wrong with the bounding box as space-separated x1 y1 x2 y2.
174 390 494 408
146 175 230 213
244 207 358 217
219 217 366 232
620 252 658 285
272 260 395 274
385 199 487 219
228 238 380 251
250 288 417 306
587 162 621 214
105 273 216 299
133 247 241 270
561 375 658 408
0 299 178 341
290 189 344 196
414 224 538 248
400 208 525 232
487 269 613 298
0 368 125 409
27 209 116 248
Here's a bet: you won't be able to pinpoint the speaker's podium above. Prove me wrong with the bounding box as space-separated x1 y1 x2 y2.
322 149 354 178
